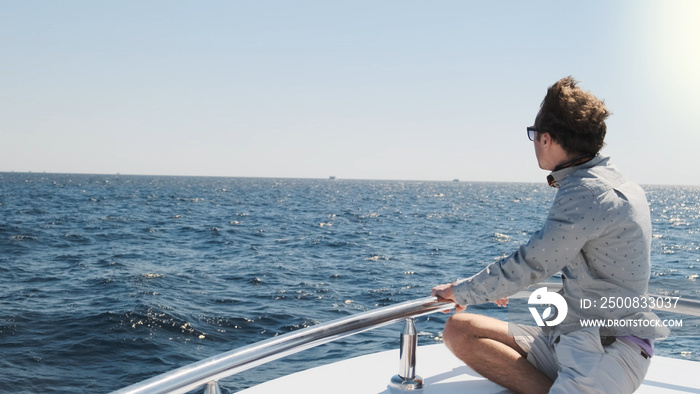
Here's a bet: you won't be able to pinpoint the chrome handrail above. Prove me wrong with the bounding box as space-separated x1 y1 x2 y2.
112 297 454 394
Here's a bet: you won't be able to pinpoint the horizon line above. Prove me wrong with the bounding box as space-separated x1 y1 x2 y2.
1 170 697 188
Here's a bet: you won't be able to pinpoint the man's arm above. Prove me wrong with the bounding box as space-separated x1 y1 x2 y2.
431 283 508 312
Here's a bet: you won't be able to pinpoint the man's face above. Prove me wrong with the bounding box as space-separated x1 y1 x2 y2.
532 112 547 169
534 132 553 170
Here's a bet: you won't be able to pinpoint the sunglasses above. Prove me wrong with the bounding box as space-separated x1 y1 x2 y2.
527 126 537 141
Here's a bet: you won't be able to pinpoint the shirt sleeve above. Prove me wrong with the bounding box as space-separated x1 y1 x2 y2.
452 184 606 306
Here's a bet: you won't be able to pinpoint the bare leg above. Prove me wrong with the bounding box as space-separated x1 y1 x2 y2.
442 312 553 394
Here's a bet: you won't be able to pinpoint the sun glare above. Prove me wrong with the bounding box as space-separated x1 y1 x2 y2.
647 1 700 106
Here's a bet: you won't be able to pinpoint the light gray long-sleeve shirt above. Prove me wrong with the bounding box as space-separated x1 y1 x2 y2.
453 155 670 339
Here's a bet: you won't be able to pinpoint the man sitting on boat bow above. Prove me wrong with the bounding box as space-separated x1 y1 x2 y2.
431 77 669 394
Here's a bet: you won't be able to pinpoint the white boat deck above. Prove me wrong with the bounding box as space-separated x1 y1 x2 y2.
239 344 700 393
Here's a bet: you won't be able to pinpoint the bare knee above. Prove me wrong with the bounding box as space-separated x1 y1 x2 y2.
442 313 481 351
442 313 521 359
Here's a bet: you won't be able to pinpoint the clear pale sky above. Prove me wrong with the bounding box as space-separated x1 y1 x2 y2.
2 1 699 185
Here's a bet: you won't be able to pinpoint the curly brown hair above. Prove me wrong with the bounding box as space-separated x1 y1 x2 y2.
535 76 610 156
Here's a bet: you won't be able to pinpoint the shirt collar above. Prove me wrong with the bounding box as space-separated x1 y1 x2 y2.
547 154 603 188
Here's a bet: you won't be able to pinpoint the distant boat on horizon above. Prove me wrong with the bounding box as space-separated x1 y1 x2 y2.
329 176 336 180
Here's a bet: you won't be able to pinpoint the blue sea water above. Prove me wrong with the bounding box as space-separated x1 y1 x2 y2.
0 172 698 393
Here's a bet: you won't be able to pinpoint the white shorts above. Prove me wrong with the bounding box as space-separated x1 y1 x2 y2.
509 324 652 393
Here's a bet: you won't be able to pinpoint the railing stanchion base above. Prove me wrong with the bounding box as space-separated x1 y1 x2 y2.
389 374 424 392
